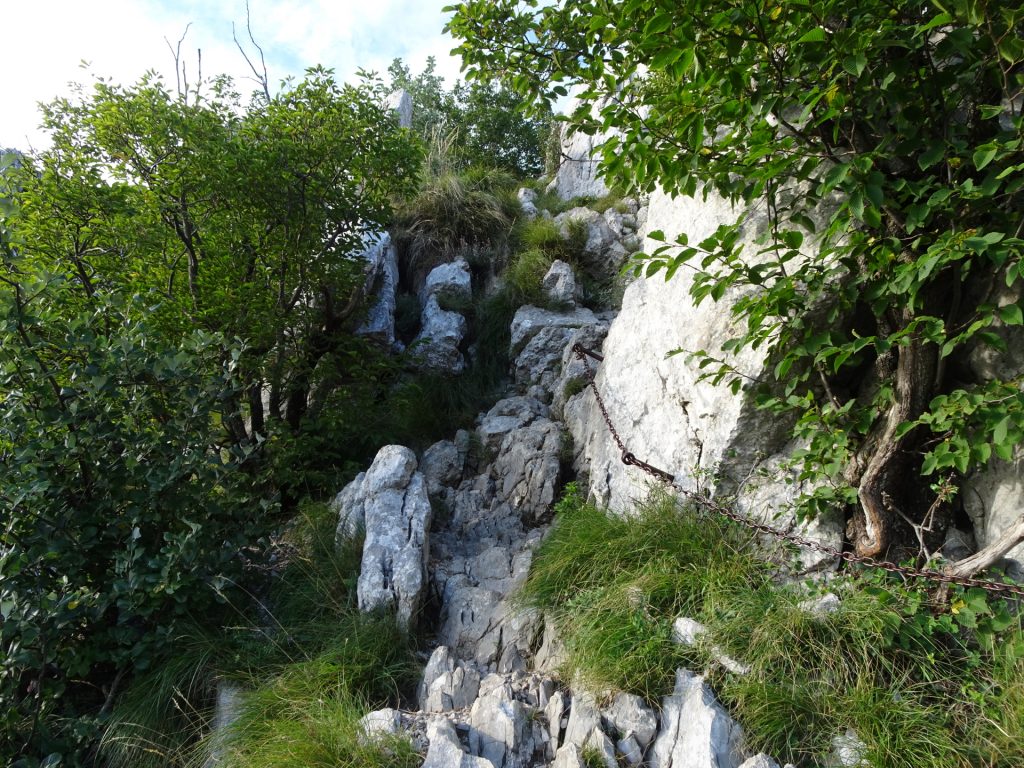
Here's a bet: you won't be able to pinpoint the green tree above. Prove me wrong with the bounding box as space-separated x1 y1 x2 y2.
0 65 422 763
13 66 420 441
448 0 1024 568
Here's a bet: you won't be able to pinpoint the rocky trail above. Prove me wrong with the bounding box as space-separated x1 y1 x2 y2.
331 235 809 767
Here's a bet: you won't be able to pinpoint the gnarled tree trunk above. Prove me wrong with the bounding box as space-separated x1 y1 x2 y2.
849 328 937 557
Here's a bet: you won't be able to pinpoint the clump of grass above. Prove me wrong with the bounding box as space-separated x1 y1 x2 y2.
524 484 1024 767
101 503 418 768
211 639 420 768
505 247 556 306
395 168 519 287
519 484 763 697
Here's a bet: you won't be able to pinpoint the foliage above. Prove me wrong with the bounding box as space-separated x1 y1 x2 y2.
99 503 417 768
388 57 552 177
0 284 264 765
0 64 422 765
519 484 761 696
448 0 1024 558
213 652 419 768
524 486 1024 766
10 66 420 440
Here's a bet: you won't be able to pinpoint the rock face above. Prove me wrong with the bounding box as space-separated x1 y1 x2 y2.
412 260 473 374
414 295 469 374
542 260 580 306
558 185 843 563
333 184 817 768
357 231 400 346
548 111 615 200
386 88 413 129
421 258 473 306
338 445 432 629
419 646 482 712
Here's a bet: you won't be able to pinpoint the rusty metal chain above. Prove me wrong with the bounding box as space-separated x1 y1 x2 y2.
571 343 1024 599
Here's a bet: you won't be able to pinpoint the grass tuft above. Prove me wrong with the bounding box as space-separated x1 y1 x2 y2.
523 483 1024 767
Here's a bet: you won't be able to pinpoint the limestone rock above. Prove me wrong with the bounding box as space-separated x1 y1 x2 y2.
421 439 464 496
468 679 535 768
561 185 845 573
354 445 432 629
649 669 746 768
423 717 496 768
535 618 568 675
518 187 539 220
437 584 504 660
585 730 618 768
421 258 473 306
478 396 550 452
603 692 658 749
205 681 244 766
514 325 580 394
357 231 399 345
739 755 781 768
419 646 482 712
554 207 617 259
386 89 413 128
733 450 843 572
510 305 598 356
962 450 1024 578
551 743 587 768
332 471 366 543
414 295 468 374
491 417 563 523
545 689 568 748
358 707 403 746
617 735 644 766
548 109 617 200
671 617 750 676
830 728 869 767
798 593 841 618
564 689 602 748
542 260 580 306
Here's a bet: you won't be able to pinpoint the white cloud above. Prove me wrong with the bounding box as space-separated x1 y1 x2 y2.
0 0 462 150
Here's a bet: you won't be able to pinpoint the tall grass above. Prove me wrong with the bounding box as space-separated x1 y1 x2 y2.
523 484 1024 767
100 503 418 768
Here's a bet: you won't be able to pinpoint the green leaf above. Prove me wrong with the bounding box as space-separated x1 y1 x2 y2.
998 304 1023 325
782 230 804 250
974 144 998 170
644 13 673 35
842 53 867 77
796 28 827 43
919 142 945 170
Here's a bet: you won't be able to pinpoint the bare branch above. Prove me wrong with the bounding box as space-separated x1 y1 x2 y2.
233 0 271 102
164 23 193 100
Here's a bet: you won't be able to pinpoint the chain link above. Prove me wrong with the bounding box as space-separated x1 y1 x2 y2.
571 344 1024 599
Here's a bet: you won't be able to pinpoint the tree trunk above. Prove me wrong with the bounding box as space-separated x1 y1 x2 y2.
850 330 937 557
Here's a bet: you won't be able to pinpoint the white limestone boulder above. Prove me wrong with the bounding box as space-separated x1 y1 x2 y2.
352 445 432 629
418 645 481 713
423 717 496 768
542 259 580 306
414 295 468 374
649 669 746 768
468 678 535 768
421 258 473 306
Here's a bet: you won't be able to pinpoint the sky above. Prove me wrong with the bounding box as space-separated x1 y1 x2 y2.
0 0 465 151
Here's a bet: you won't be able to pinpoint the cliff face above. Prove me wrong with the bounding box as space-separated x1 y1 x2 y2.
551 119 1024 577
551 123 842 570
